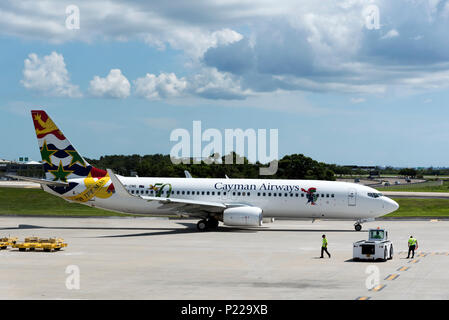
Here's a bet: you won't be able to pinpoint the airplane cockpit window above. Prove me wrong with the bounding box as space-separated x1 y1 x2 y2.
367 192 383 198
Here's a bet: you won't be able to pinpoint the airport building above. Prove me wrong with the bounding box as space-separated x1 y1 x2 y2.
0 158 43 180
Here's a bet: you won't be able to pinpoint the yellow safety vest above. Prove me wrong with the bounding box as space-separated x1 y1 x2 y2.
408 238 417 246
322 238 328 248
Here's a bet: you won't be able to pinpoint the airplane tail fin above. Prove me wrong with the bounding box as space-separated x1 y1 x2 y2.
31 110 115 199
31 110 94 181
31 109 115 188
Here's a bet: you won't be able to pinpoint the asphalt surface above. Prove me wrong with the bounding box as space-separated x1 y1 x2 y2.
0 217 447 300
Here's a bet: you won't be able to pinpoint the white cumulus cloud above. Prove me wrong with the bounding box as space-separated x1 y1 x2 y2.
134 72 187 100
21 51 81 97
381 29 400 40
89 69 130 99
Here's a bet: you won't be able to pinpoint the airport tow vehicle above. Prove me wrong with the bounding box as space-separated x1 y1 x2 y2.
0 237 18 249
13 237 67 252
353 228 393 261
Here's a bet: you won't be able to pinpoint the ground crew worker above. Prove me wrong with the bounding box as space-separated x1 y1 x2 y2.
320 234 331 258
407 235 418 258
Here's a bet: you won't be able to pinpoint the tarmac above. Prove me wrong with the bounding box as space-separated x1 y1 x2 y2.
0 216 448 300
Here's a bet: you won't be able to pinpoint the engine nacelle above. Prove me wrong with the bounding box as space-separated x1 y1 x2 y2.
223 207 263 227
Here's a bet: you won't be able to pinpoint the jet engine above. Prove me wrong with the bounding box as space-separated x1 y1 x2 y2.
222 207 263 227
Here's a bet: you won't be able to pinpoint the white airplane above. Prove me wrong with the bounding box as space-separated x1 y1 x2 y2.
13 110 399 231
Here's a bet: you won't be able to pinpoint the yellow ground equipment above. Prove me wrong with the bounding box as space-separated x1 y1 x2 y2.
13 237 67 252
0 237 18 249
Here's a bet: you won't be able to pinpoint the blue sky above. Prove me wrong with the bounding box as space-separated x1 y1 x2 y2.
2 0 449 168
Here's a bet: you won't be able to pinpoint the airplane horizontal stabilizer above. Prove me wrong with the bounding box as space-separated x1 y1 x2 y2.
6 175 69 187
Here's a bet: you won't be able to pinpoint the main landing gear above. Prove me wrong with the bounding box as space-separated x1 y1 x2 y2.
196 217 219 231
354 223 362 231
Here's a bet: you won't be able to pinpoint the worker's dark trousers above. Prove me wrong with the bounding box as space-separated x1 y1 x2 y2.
407 245 416 258
321 247 331 258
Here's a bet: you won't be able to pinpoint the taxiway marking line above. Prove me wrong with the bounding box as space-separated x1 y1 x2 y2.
384 274 399 281
370 284 386 292
397 266 410 272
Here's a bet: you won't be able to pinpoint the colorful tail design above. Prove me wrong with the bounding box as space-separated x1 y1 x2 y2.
31 110 114 198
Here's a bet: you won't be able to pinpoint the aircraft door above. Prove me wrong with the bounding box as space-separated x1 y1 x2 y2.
348 188 357 206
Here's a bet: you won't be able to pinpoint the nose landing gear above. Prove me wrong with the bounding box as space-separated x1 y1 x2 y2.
354 218 374 231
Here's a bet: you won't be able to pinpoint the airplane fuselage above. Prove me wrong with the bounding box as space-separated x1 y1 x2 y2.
48 177 399 220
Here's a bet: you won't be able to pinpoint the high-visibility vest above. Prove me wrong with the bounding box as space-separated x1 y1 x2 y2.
408 238 417 246
322 238 328 248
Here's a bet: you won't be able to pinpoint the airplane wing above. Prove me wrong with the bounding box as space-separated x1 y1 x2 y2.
6 174 69 187
106 169 237 217
141 195 227 215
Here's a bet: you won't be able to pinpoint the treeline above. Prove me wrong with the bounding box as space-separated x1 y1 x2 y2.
380 167 449 177
86 153 336 180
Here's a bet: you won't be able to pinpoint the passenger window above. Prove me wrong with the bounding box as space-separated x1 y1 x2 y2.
273 193 276 197
233 192 236 196
331 194 334 198
218 192 221 196
247 193 250 196
182 191 185 195
257 193 261 196
202 191 205 195
207 191 210 195
212 192 215 195
268 193 271 196
237 192 241 196
326 194 329 198
285 193 288 197
301 193 304 197
242 192 246 196
263 193 266 196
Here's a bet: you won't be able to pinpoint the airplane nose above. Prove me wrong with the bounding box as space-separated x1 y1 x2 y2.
384 198 399 214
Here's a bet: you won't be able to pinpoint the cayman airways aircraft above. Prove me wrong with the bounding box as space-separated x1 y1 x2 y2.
12 110 399 231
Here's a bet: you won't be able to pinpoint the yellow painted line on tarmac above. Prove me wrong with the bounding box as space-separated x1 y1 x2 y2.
385 274 399 281
397 266 410 272
371 284 386 292
356 296 370 300
408 259 420 264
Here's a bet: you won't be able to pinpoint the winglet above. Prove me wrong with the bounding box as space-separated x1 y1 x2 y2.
106 169 132 198
184 170 192 178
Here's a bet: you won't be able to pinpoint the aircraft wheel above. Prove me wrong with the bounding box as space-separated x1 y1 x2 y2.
354 224 362 231
206 218 219 229
197 220 207 231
